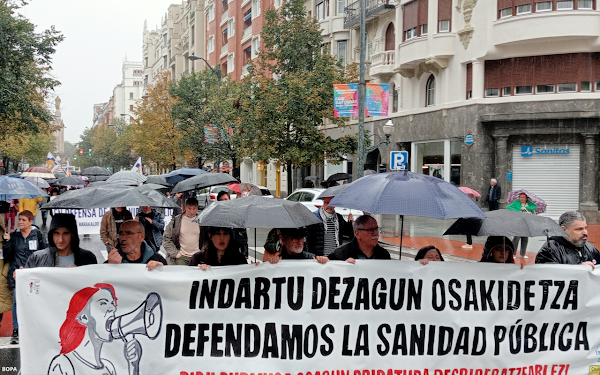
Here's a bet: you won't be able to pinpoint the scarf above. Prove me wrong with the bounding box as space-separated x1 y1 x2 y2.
319 207 340 247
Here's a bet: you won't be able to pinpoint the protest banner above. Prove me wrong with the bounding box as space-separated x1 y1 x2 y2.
18 261 599 374
49 207 174 235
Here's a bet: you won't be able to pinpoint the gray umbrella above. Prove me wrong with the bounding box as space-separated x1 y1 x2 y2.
172 172 237 193
58 176 84 187
106 170 147 186
197 195 322 228
443 209 565 238
24 177 50 188
86 175 110 182
146 175 172 187
87 180 109 187
81 166 111 176
42 185 178 209
317 183 352 199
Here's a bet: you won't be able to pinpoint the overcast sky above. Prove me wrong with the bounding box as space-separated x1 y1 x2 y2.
21 0 175 143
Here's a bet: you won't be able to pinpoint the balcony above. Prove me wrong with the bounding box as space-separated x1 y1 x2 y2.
183 42 189 51
221 10 229 25
221 43 228 57
344 0 395 29
241 26 252 43
369 51 395 78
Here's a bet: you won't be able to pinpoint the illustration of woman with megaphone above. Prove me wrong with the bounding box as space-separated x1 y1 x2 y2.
47 283 162 375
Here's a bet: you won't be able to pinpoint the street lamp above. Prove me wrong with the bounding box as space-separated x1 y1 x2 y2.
365 120 394 153
188 54 224 172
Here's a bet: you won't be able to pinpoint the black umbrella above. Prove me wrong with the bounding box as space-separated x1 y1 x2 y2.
172 172 237 194
197 195 323 261
87 180 109 187
86 175 110 182
325 172 351 182
304 176 318 181
81 166 111 177
42 185 178 209
146 175 172 187
443 209 565 238
57 176 83 187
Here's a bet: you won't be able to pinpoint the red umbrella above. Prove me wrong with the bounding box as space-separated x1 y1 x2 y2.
228 183 241 193
458 186 481 199
21 166 55 179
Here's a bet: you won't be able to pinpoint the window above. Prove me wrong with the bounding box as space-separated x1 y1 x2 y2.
557 83 577 92
466 91 472 99
208 35 215 53
338 0 345 14
316 0 328 20
163 56 167 69
227 53 234 73
556 0 573 9
426 75 435 106
337 40 347 66
503 87 511 96
500 7 512 17
129 93 134 99
244 8 252 29
222 28 228 44
405 27 417 40
596 82 600 91
438 20 450 32
536 1 552 11
515 85 533 94
393 87 399 112
252 0 261 18
208 5 215 21
191 26 195 45
485 88 499 97
287 192 301 201
536 84 554 93
581 81 591 91
244 47 252 65
578 0 593 8
421 24 428 35
251 36 260 58
222 0 228 12
275 0 282 8
130 105 134 111
228 18 235 37
516 4 532 14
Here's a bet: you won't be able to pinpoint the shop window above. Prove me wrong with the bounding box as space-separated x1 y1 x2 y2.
500 7 512 17
558 83 577 92
426 75 435 106
421 24 428 35
515 85 533 94
596 82 600 91
516 4 532 13
557 0 573 8
536 1 552 11
438 20 450 32
579 0 593 8
503 87 511 96
536 84 554 93
485 88 500 97
405 28 417 40
581 82 591 91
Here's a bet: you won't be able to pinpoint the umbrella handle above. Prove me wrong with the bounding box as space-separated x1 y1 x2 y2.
399 215 404 260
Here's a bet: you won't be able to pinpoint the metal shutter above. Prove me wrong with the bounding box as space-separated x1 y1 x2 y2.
512 145 580 220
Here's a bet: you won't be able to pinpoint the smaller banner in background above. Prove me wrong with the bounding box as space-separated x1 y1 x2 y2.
365 83 389 117
334 83 359 117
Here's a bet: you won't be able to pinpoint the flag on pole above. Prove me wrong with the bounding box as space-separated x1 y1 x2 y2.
65 161 72 176
131 157 142 173
45 152 59 172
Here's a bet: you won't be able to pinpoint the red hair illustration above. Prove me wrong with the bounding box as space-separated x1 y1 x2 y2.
58 283 118 354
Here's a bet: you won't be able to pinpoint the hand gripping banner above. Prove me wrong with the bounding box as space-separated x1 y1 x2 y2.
18 262 600 374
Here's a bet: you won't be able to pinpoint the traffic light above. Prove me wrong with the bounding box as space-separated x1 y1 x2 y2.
88 148 92 157
74 157 77 160
79 149 83 155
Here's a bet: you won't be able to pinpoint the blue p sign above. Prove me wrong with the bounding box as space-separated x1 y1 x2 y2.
390 151 408 171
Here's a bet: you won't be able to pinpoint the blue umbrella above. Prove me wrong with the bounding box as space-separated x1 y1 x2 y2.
165 168 208 184
0 177 48 200
329 171 485 257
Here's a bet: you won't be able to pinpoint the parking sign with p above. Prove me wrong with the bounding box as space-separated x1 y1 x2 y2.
390 151 408 171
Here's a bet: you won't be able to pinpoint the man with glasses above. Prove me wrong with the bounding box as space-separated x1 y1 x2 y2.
265 227 317 263
107 220 167 269
318 215 390 263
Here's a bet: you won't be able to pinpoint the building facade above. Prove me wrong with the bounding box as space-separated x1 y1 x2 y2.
317 0 600 220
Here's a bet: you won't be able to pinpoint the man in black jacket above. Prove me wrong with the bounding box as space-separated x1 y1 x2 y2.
307 196 354 256
535 211 600 268
107 220 167 269
486 178 501 211
267 227 317 263
319 215 390 263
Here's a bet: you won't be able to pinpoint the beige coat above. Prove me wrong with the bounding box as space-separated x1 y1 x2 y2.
0 260 13 313
100 209 133 248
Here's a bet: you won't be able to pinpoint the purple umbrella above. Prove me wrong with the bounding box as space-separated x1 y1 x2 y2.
506 189 547 214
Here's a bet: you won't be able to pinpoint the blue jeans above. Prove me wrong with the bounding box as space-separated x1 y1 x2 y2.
11 287 17 330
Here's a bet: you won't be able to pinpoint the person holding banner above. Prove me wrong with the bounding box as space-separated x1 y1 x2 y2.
107 220 166 269
264 227 317 264
479 236 515 264
189 227 247 269
414 245 445 265
163 198 202 265
2 210 47 344
25 213 97 268
101 207 134 249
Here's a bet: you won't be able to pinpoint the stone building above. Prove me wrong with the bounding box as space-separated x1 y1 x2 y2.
318 0 600 220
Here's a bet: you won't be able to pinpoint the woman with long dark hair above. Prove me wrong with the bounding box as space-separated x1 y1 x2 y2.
189 227 247 269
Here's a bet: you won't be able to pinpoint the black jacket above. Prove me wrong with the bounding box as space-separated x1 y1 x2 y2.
25 246 98 268
280 248 315 260
307 211 353 256
189 245 248 267
328 238 391 261
486 184 502 203
3 227 47 288
535 236 600 265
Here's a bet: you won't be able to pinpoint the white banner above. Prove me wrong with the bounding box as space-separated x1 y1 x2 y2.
17 262 600 374
49 207 173 235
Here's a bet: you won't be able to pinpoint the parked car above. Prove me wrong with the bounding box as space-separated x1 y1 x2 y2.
196 185 237 208
285 188 358 221
256 185 274 198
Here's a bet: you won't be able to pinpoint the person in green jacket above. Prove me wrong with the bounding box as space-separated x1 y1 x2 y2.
507 192 537 258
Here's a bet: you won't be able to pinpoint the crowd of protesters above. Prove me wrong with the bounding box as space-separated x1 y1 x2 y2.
1 180 598 346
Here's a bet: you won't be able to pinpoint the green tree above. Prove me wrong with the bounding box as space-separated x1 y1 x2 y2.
238 0 358 193
170 69 241 169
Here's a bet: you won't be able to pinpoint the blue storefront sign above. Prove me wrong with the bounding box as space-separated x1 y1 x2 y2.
522 145 570 157
464 133 474 147
507 171 512 181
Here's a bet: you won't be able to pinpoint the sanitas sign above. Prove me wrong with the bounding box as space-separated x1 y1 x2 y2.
521 145 570 157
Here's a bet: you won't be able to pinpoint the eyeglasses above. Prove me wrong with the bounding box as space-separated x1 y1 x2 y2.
117 231 143 238
356 227 380 233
